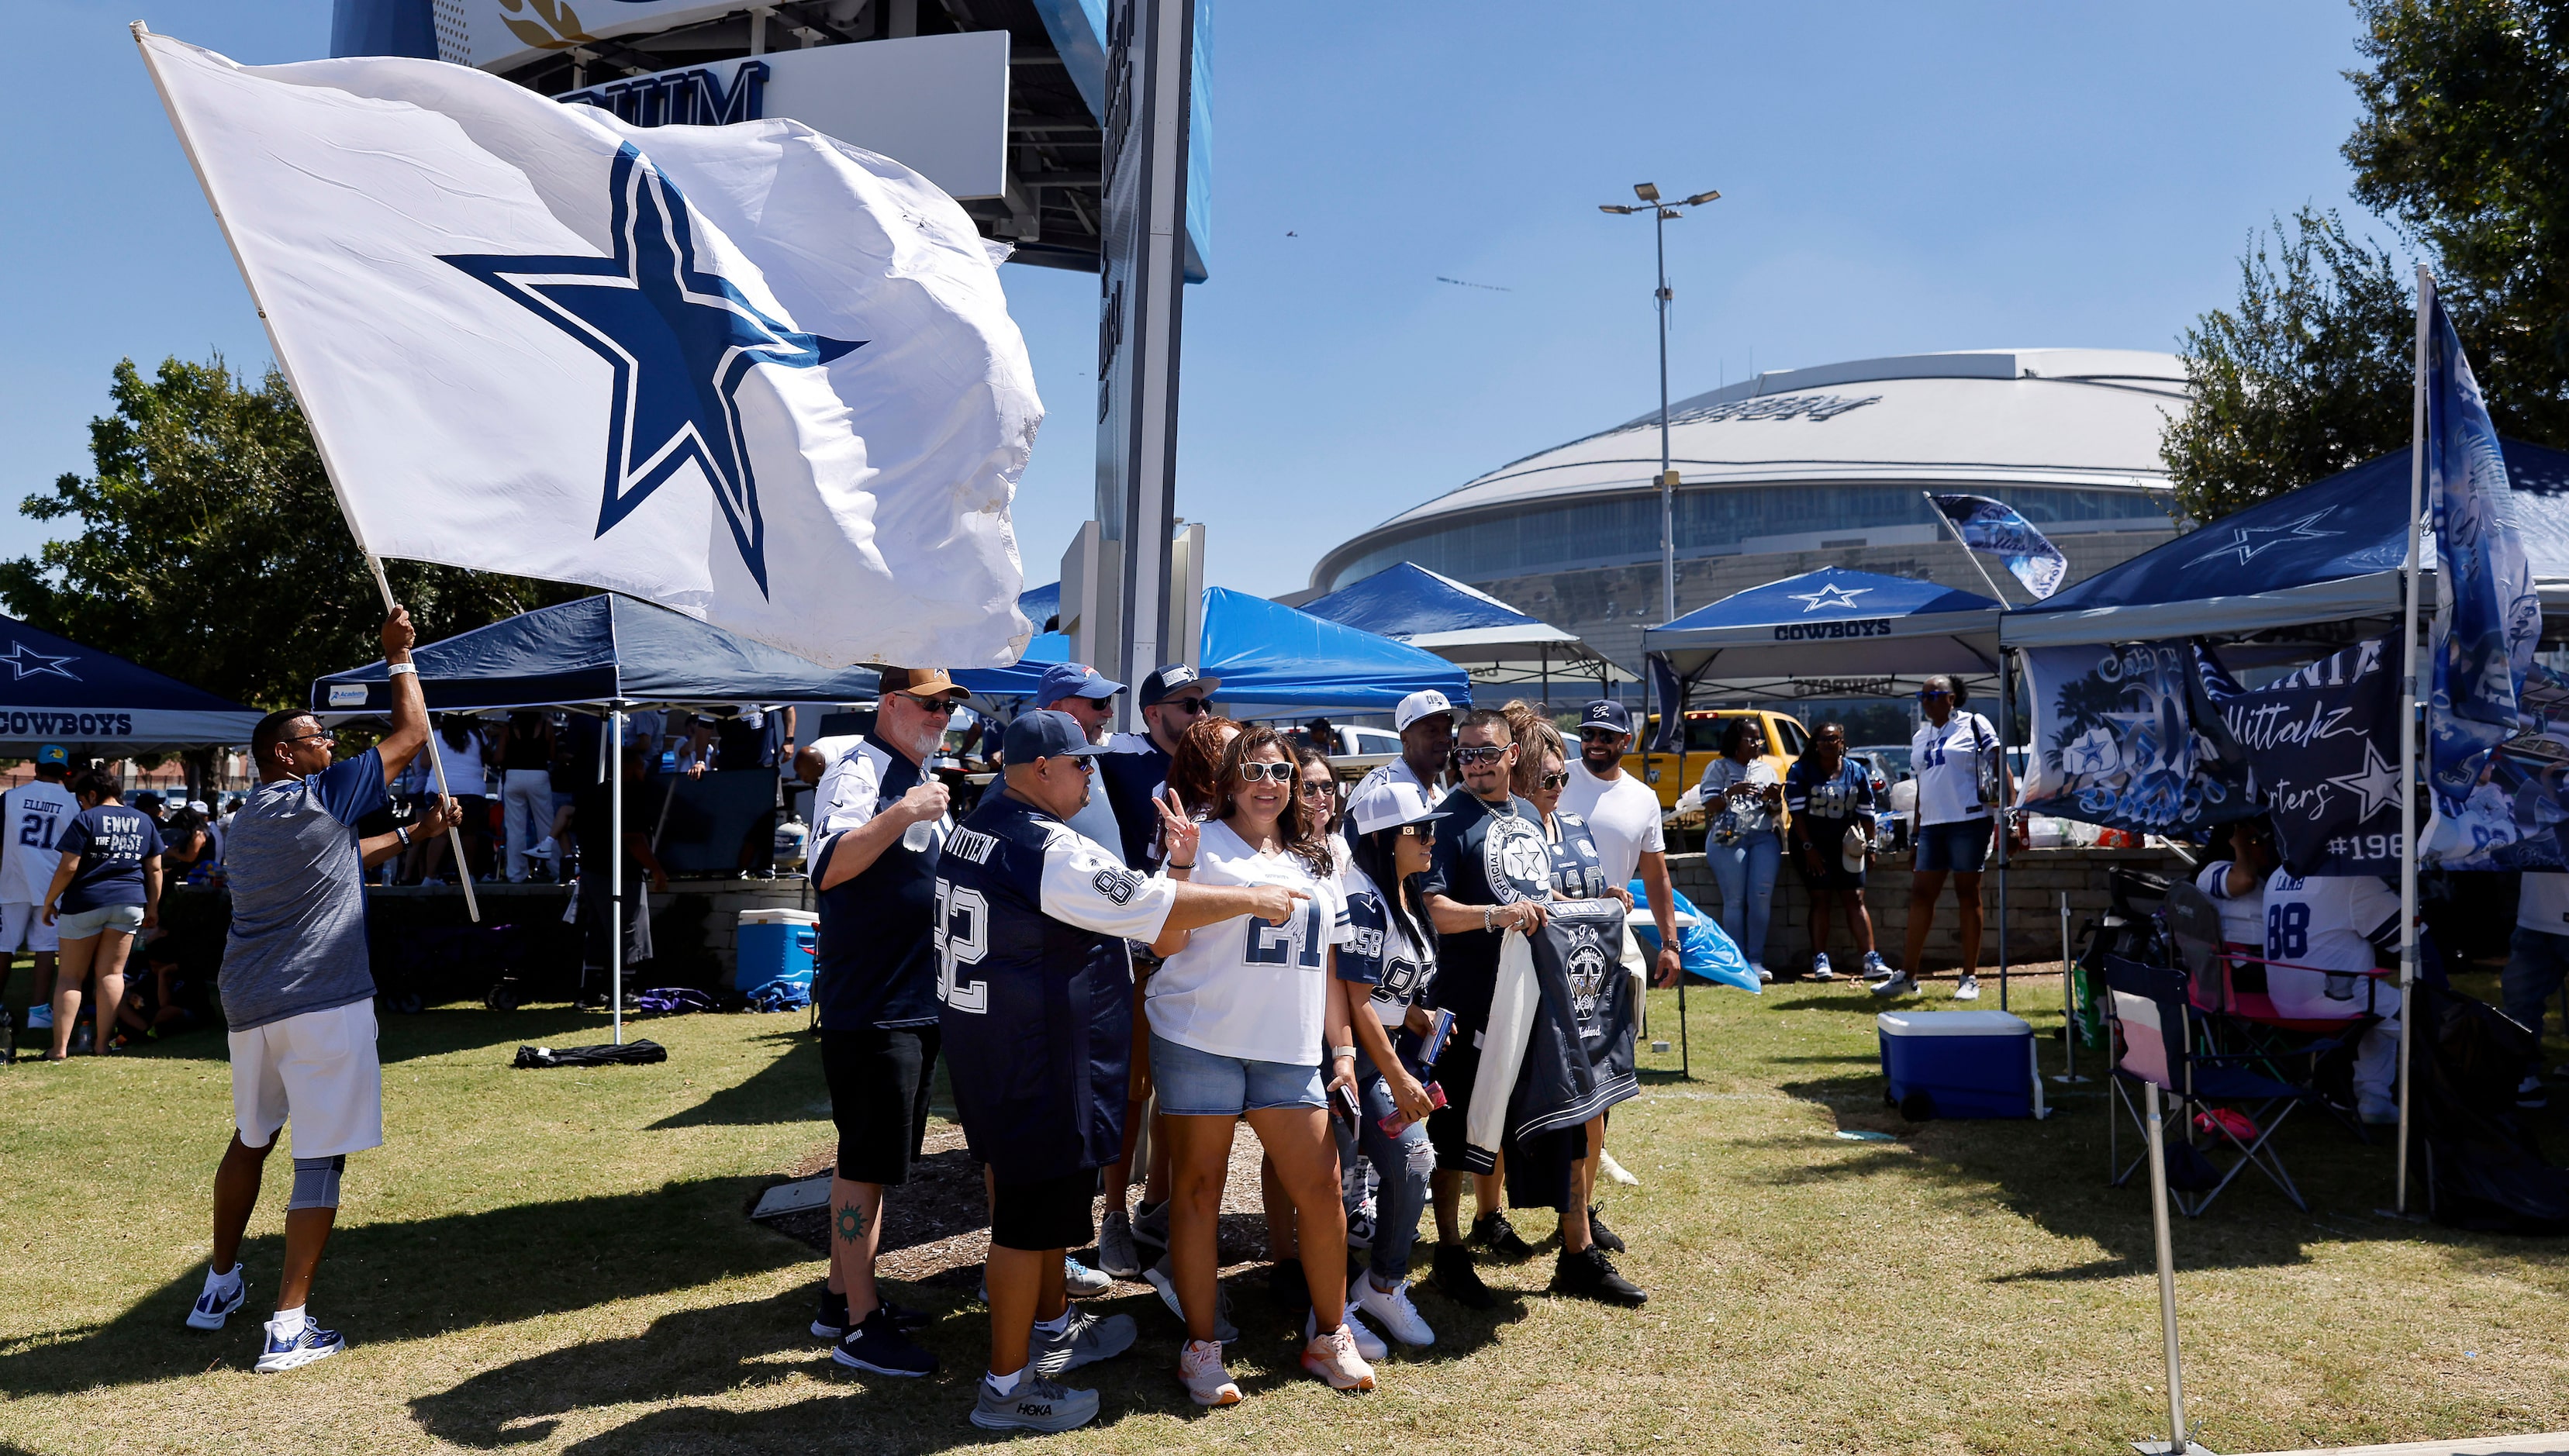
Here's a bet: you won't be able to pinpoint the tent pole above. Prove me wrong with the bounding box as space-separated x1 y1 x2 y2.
2397 267 2432 1214
2144 1080 2193 1454
1924 491 2012 606
1997 647 2012 1011
366 555 478 924
610 700 626 1046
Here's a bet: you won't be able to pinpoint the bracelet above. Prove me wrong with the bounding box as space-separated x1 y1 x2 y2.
1167 860 1195 870
1331 1045 1357 1061
1481 906 1494 933
386 661 418 678
395 825 412 846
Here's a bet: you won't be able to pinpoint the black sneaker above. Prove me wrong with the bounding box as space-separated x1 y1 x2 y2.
1553 1246 1647 1307
1429 1243 1494 1310
1473 1210 1535 1262
1266 1257 1309 1313
1586 1206 1627 1255
831 1307 937 1377
812 1285 930 1339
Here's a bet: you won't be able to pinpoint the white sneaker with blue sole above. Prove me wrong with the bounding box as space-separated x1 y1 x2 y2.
255 1316 347 1372
186 1271 246 1330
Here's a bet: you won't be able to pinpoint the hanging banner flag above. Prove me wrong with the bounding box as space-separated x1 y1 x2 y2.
2426 290 2539 813
2020 640 2249 834
2419 661 2569 869
2198 635 2405 877
1926 493 2069 599
1646 653 1683 753
135 29 1037 670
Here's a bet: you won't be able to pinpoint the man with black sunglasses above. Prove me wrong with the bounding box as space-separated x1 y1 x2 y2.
806 667 969 1378
1096 664 1220 871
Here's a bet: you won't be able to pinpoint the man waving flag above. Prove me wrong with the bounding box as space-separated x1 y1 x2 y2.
136 28 1036 669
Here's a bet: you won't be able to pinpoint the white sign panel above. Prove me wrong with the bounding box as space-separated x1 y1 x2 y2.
555 33 1011 199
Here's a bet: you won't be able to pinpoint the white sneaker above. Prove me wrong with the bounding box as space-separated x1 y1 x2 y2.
255 1314 347 1372
1870 971 1917 999
1351 1276 1435 1347
1597 1151 1641 1187
26 1004 52 1030
1144 1257 1238 1342
186 1268 246 1330
1063 1255 1110 1299
1953 975 1981 1001
1753 964 1774 983
1810 954 1835 982
1306 1306 1387 1361
1095 1209 1141 1278
1861 952 1893 982
1178 1337 1241 1406
1300 1323 1376 1392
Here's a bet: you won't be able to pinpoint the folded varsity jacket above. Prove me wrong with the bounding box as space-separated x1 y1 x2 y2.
1462 897 1638 1172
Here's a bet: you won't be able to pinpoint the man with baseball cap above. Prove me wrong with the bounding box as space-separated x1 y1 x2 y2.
1354 690 1461 802
4 745 78 1033
806 666 969 1379
938 709 1307 1432
1035 662 1125 857
1559 702 1682 990
1095 664 1221 870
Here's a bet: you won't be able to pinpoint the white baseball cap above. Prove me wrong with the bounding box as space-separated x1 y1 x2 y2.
1840 823 1871 875
1349 778 1451 837
1393 689 1460 733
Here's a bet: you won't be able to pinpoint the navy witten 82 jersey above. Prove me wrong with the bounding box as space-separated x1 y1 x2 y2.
934 792 1176 1183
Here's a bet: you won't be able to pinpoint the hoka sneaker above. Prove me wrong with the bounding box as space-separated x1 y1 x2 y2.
1034 1308 1137 1377
970 1373 1099 1433
186 1267 245 1331
254 1315 346 1372
1300 1321 1376 1391
1178 1337 1241 1406
1095 1209 1141 1278
1351 1276 1435 1348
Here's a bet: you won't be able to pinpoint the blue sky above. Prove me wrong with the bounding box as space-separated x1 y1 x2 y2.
1 2 2382 602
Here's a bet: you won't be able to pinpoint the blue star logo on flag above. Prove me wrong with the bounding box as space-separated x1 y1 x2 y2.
438 145 864 596
2181 509 2342 570
0 643 78 681
2326 739 2402 819
1787 582 1872 612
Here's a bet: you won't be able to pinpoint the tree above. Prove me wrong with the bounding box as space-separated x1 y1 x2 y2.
0 356 587 726
2347 0 2569 444
2160 209 2419 526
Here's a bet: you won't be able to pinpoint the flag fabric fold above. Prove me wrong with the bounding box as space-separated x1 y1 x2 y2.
2019 640 2248 836
1927 493 2068 600
137 29 1035 669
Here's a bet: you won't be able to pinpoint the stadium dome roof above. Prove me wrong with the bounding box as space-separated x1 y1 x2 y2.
1314 349 2187 588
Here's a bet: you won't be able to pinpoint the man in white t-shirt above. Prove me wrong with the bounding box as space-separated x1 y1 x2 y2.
3 745 78 1030
2503 871 2569 1109
1884 676 2007 1002
1559 700 1681 988
2262 868 2403 1123
1353 690 1458 803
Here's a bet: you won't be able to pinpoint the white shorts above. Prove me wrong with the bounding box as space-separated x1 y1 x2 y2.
0 900 57 954
229 1000 385 1159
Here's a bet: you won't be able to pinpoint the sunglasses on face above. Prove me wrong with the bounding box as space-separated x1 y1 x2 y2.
1398 823 1436 840
1237 761 1297 785
1578 728 1623 743
1918 690 1952 700
285 730 337 747
1454 744 1510 766
1300 778 1338 798
1161 696 1211 716
903 695 960 716
1535 771 1569 790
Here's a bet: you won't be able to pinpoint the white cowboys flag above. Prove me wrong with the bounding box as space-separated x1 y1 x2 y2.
137 29 1036 668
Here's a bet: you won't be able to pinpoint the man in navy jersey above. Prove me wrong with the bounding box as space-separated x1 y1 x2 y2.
937 710 1303 1433
1094 664 1219 869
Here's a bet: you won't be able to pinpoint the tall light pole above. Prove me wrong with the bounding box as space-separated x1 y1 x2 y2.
1600 183 1720 626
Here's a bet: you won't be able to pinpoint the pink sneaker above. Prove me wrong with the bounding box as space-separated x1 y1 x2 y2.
1178 1338 1241 1406
1300 1323 1376 1392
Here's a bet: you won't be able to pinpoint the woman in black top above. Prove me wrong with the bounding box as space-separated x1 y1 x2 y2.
501 712 556 882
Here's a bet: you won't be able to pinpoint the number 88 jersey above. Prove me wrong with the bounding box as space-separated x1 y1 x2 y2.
932 793 1177 1183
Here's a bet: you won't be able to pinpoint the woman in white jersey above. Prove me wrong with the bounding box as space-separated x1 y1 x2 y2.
1146 726 1377 1403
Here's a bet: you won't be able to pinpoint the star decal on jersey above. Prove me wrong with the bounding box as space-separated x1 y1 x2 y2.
1788 582 1873 612
2180 509 2343 570
2325 739 2402 819
0 642 78 681
439 144 865 597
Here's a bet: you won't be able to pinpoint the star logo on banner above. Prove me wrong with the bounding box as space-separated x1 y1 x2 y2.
439 144 865 596
2325 740 2402 819
1788 583 1873 612
0 642 78 681
2181 509 2342 570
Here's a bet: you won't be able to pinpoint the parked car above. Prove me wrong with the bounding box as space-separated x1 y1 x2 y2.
1619 709 1808 811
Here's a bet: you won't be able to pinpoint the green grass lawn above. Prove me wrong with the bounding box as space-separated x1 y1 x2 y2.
5 964 2568 1455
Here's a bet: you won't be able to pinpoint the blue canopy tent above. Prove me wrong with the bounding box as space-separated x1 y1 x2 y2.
0 611 262 755
1200 587 1473 716
1641 566 2005 690
1298 562 1631 690
2004 437 2569 650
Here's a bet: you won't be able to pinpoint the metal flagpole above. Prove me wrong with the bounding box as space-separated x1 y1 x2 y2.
2142 1081 2198 1455
2054 892 2089 1084
609 702 626 1045
2396 267 2433 1214
366 557 478 924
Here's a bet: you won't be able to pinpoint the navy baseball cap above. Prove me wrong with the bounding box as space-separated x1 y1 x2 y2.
1036 661 1121 706
1580 699 1633 734
1140 663 1221 707
1003 709 1110 764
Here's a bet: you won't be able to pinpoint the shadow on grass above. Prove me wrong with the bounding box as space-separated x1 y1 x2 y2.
0 1175 809 1399
646 1028 820 1129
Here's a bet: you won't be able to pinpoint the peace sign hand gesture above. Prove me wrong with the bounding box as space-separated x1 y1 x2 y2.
1155 786 1201 869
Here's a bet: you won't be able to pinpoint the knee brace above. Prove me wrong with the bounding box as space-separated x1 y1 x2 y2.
288 1155 345 1211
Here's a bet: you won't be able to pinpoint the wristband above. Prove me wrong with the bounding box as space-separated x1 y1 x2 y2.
1331 1045 1357 1061
395 825 412 846
386 661 418 678
1167 860 1196 870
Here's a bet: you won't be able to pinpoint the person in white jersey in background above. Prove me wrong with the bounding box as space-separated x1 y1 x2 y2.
1882 676 2008 1002
2195 816 2279 974
4 745 79 1034
2261 867 2404 1124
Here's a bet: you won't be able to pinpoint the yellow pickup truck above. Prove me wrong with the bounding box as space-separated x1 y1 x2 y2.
1619 708 1807 812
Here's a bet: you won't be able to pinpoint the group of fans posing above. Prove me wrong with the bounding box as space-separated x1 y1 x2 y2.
803 662 1670 1434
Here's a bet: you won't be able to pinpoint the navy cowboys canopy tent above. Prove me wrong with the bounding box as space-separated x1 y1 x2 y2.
0 612 261 753
1640 567 2004 680
311 593 882 712
1298 562 1629 684
2004 437 2569 648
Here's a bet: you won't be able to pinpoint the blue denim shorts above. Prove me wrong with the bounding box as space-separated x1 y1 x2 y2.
1915 816 1992 874
1149 1033 1324 1116
55 903 145 940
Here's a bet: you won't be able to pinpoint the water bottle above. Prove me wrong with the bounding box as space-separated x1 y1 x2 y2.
900 819 935 853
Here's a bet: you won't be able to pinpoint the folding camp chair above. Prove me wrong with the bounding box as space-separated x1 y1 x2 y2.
2104 954 2312 1216
2159 880 2378 1140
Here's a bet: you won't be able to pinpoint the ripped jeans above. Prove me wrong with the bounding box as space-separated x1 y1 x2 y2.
1351 1048 1435 1283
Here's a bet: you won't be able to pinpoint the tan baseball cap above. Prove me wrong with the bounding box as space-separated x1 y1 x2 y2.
877 667 968 701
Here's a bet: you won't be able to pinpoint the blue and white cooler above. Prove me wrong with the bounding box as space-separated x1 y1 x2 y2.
1877 1009 2046 1120
735 908 818 999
